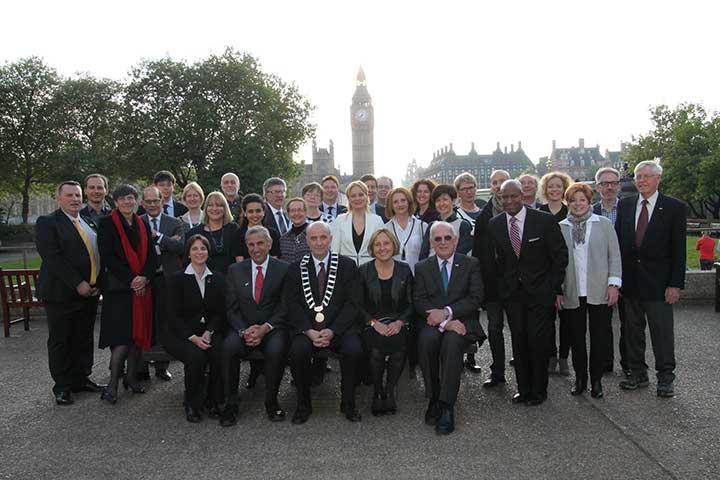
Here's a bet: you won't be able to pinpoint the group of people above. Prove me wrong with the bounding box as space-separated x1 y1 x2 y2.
35 160 686 435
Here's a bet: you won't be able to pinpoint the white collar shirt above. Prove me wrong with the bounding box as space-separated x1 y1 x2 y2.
506 206 528 241
184 264 213 299
635 190 659 228
312 252 331 277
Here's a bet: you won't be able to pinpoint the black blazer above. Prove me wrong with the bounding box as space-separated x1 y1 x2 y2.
165 270 226 340
487 207 568 306
35 209 101 302
285 253 359 336
472 200 502 303
264 205 289 234
319 203 347 218
138 198 188 218
225 257 290 332
97 214 158 293
185 223 239 274
413 253 484 339
539 203 568 223
357 260 414 325
615 193 686 301
372 204 388 223
141 213 185 274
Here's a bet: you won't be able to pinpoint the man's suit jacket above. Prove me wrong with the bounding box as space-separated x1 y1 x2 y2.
35 209 101 303
141 213 185 274
472 200 502 303
488 207 568 306
165 270 226 340
138 198 188 218
371 203 388 223
285 253 359 336
413 253 484 339
615 192 686 301
225 257 290 332
264 205 289 234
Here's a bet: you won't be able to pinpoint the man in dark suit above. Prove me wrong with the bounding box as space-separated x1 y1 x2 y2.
262 177 290 235
286 221 363 424
488 179 568 406
221 225 290 425
360 174 388 222
138 186 186 381
415 221 484 434
319 175 347 223
137 170 188 218
616 161 686 397
35 181 104 405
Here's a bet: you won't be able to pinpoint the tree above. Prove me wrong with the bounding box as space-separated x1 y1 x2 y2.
119 48 315 194
0 57 64 223
624 104 720 219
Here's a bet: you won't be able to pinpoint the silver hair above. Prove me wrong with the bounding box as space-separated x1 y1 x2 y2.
500 179 523 192
595 167 620 183
307 220 331 236
634 160 663 176
429 221 456 239
377 176 394 187
142 185 161 200
262 177 287 193
490 169 511 180
245 225 271 242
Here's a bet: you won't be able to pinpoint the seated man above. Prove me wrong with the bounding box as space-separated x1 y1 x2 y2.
414 221 483 435
221 226 290 426
286 221 363 424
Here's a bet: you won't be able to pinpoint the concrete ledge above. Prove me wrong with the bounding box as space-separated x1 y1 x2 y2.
681 269 716 303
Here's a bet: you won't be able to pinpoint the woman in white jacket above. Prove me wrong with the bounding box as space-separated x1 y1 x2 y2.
331 180 384 265
556 183 621 399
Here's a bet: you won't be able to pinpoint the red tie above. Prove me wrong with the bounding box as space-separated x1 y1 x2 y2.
635 200 649 248
254 266 264 304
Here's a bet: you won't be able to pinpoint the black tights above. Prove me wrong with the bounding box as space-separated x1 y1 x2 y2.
369 349 406 397
108 344 141 394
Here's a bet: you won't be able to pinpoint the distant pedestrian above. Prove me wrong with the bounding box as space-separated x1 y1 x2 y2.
696 231 716 270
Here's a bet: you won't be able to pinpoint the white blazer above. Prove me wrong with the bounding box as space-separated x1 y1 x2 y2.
331 211 385 265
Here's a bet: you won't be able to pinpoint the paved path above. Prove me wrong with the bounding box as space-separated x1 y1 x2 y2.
1 304 718 479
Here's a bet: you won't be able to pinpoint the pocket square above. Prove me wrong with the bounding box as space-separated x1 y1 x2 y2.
244 282 249 287
528 237 540 242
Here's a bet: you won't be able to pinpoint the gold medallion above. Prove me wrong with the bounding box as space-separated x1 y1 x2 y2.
315 312 325 323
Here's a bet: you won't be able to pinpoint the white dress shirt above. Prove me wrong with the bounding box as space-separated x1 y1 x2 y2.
312 252 331 277
386 217 426 273
635 190 659 228
184 263 213 299
506 206 527 241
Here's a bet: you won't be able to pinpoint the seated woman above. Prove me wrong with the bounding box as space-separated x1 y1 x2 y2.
185 191 239 274
98 184 157 404
557 183 621 399
331 180 384 266
357 228 413 416
231 193 281 262
164 234 226 422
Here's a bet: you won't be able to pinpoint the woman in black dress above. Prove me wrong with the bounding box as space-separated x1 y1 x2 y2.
164 234 226 422
185 191 239 274
98 184 157 404
357 228 414 416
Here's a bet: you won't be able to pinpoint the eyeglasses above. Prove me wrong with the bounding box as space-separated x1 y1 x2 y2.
598 181 620 187
432 235 453 243
635 174 659 181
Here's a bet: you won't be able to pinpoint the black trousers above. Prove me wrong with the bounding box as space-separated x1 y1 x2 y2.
566 298 612 383
222 328 288 407
485 302 509 379
289 331 363 413
623 297 676 386
549 307 572 359
165 334 224 410
506 302 554 402
45 298 99 394
417 325 471 407
607 297 629 371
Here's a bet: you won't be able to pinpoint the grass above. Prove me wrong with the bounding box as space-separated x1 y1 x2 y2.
686 235 717 270
0 255 42 270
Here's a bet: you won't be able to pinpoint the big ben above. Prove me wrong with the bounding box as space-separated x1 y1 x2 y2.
350 66 374 176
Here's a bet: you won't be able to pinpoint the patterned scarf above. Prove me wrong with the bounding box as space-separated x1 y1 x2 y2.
567 209 593 245
490 194 504 217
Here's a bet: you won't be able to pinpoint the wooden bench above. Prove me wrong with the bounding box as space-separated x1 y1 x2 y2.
1 268 43 337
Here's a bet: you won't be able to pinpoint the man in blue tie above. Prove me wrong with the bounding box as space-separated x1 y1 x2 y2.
414 221 484 434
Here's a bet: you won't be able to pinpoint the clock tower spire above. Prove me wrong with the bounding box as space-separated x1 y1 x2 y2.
350 66 374 176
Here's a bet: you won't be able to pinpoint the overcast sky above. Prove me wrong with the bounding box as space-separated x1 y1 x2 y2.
3 0 719 184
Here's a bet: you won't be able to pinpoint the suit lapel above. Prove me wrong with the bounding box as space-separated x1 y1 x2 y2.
57 210 88 255
446 255 463 298
430 256 448 301
497 213 516 260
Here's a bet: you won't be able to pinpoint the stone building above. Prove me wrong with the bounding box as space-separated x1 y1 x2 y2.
538 138 611 180
350 67 374 176
410 142 534 188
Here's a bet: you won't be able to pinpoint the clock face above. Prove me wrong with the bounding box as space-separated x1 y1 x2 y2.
355 109 368 122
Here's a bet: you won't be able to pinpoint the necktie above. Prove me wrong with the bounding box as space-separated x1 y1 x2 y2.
163 204 169 215
510 216 521 258
73 217 97 285
254 266 264 304
635 199 649 248
151 217 158 235
326 206 333 223
317 261 327 297
441 260 449 292
277 211 287 235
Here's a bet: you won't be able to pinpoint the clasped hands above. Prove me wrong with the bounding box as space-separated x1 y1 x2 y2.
76 281 99 297
371 320 404 337
425 309 466 336
243 323 271 347
130 275 148 296
305 328 334 348
190 330 213 350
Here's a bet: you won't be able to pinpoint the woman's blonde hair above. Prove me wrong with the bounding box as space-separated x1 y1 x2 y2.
345 180 370 212
539 171 573 203
367 228 400 258
203 191 234 226
385 187 415 218
182 181 205 205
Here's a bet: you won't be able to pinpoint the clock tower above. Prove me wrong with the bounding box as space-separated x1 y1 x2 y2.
350 66 374 176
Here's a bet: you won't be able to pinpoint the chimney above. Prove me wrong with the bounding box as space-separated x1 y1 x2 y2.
496 141 501 150
449 142 453 152
518 141 522 150
511 144 515 153
504 146 508 154
579 138 585 149
552 140 556 151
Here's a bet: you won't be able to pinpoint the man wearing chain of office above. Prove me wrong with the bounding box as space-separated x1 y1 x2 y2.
285 221 364 424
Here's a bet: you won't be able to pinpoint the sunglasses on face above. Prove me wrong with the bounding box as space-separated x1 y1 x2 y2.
433 235 453 243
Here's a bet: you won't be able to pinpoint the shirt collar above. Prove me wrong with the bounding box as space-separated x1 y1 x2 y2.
268 204 283 215
638 190 659 208
437 254 455 268
312 252 330 269
509 205 527 223
62 209 80 222
322 202 337 210
252 256 270 271
184 264 213 280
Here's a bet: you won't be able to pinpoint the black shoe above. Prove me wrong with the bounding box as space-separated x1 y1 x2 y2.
246 369 261 389
72 379 106 393
591 379 604 398
383 393 397 415
155 370 172 382
99 389 116 405
54 391 74 405
619 375 650 390
341 403 362 422
136 371 151 381
371 395 385 416
266 404 286 422
219 405 238 427
464 354 483 373
623 369 633 378
657 384 675 398
483 376 506 388
509 357 515 367
424 400 441 425
511 393 527 404
185 405 203 423
122 380 146 394
435 406 455 435
292 409 311 425
571 379 587 396
206 403 222 419
525 397 545 406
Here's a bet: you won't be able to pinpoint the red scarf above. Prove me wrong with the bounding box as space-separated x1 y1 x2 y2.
111 210 153 351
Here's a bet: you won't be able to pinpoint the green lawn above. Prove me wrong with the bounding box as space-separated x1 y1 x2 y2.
0 255 42 270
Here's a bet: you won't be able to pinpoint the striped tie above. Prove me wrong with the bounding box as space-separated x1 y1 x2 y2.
509 216 521 258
